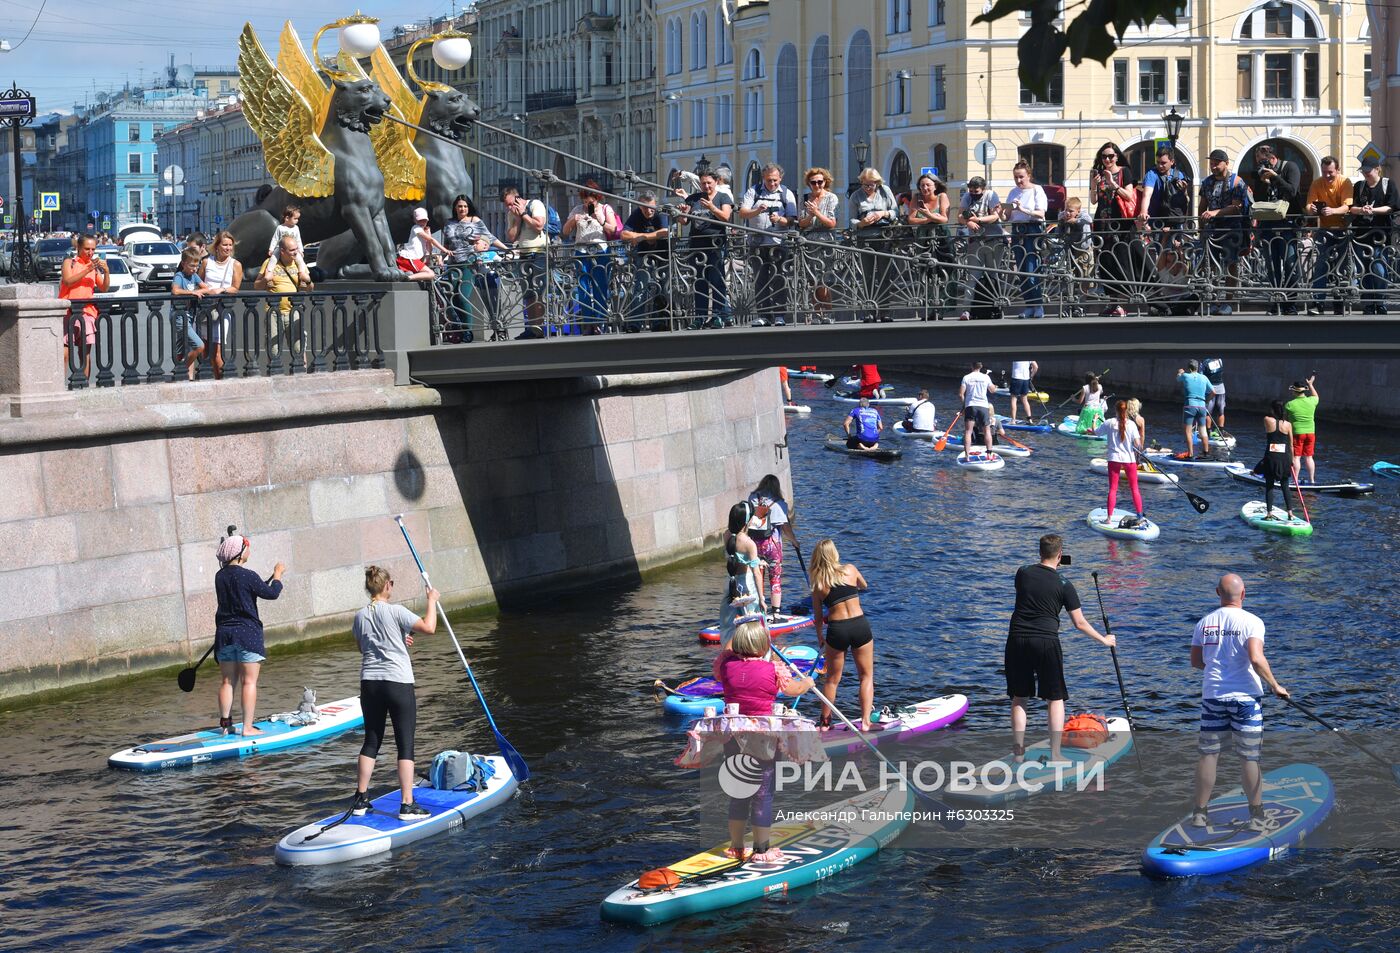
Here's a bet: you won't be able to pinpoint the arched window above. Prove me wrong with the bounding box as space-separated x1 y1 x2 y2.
889 150 912 193
1018 143 1066 186
665 19 682 75
743 48 765 136
1121 141 1195 185
810 36 831 169
743 48 764 80
776 44 799 179
716 7 733 65
690 11 707 69
932 144 949 178
746 160 762 191
1237 137 1314 198
1236 1 1321 39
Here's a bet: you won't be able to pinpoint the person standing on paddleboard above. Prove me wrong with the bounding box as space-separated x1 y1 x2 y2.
1176 360 1213 460
1096 400 1147 527
905 388 937 433
1189 574 1290 833
1202 357 1226 431
720 501 766 647
1260 401 1298 520
1009 360 1039 424
1284 376 1320 483
1006 535 1115 768
845 397 883 449
960 361 998 455
350 566 440 822
747 475 798 618
213 529 284 736
809 539 880 731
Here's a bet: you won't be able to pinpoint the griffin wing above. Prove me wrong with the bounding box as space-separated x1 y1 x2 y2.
238 23 334 197
338 49 425 201
277 21 332 131
370 44 424 132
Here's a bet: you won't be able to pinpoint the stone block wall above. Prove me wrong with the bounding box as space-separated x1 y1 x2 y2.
0 367 788 699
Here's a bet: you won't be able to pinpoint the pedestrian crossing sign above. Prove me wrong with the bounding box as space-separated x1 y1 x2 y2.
40 192 60 211
2 214 10 225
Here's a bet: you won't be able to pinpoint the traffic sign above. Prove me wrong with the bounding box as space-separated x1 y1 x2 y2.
1359 141 1385 166
2 215 10 225
32 210 40 221
974 140 997 167
214 214 224 226
920 165 939 178
1154 137 1173 156
0 195 5 208
0 96 36 120
40 192 60 211
102 218 111 230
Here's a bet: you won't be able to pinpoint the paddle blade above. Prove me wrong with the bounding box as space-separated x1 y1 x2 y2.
1187 492 1210 514
495 730 531 782
177 667 197 693
933 435 949 452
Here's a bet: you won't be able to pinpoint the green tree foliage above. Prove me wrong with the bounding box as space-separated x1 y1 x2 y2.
975 0 1187 98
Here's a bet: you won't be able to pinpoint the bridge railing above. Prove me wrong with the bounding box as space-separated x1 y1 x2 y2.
62 289 386 389
425 215 1400 339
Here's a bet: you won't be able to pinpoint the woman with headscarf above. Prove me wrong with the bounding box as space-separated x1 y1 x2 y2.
213 528 285 736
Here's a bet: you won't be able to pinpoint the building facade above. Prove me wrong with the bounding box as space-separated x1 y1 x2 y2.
153 100 268 238
474 0 657 233
658 0 1372 201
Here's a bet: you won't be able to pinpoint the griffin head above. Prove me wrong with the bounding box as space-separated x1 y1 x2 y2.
422 87 480 141
332 77 393 133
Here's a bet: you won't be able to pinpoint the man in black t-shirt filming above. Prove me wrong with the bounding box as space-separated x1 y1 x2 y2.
1006 534 1116 768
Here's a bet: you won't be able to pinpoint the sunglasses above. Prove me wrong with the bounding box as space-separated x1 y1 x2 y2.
1100 153 1116 159
808 179 825 185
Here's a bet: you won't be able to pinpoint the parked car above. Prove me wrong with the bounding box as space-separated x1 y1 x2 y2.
34 237 74 280
123 240 181 290
117 222 161 246
93 253 139 313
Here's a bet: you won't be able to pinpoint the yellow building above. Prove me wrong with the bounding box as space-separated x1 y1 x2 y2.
657 0 1371 200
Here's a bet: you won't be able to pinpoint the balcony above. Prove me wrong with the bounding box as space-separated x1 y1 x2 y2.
1235 97 1320 116
526 88 577 112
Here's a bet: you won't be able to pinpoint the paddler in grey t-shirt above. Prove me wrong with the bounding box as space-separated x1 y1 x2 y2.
356 600 420 683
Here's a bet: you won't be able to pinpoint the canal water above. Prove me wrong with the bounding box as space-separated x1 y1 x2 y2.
3 370 1398 951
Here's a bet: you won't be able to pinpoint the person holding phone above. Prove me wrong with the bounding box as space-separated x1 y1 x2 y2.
59 234 111 378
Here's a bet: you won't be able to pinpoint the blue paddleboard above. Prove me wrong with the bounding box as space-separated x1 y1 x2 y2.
1140 763 1334 878
109 697 364 770
662 646 821 716
997 415 1054 433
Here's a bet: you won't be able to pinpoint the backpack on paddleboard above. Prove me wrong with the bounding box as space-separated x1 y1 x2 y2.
429 750 483 791
1063 713 1109 748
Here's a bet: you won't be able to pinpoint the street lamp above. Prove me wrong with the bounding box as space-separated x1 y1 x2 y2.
694 154 712 177
1162 106 1184 160
854 137 870 169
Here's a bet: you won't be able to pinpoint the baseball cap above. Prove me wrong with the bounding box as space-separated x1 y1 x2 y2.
1208 149 1228 163
1290 380 1308 391
1361 156 1381 171
413 207 429 221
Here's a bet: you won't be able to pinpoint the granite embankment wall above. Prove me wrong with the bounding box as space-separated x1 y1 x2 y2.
0 367 788 699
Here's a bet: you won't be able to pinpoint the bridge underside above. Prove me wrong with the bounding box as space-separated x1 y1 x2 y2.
408 317 1400 384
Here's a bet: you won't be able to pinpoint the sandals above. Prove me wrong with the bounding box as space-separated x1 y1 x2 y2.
724 847 749 861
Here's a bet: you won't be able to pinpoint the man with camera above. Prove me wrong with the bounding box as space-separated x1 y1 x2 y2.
1006 534 1115 768
738 163 798 327
1138 146 1191 237
1251 144 1302 314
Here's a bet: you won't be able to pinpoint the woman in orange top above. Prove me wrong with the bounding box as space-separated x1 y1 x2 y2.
60 234 110 378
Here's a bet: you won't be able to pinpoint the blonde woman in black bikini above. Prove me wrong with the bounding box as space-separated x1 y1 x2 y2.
809 538 879 731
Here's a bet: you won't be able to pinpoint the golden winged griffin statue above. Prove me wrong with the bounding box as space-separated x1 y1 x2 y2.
229 20 479 281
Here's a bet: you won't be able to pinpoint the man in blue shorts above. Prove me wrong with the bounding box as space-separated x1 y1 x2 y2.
844 397 883 449
1190 573 1290 833
1176 359 1213 459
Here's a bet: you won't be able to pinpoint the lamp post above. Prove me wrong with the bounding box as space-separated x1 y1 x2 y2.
694 154 712 178
1162 106 1184 163
851 137 869 194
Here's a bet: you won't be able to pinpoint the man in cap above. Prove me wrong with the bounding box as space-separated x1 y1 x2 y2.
1199 149 1249 316
1348 157 1398 314
1283 375 1320 482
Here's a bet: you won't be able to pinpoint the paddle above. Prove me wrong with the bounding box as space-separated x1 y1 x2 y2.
1055 367 1110 410
768 642 965 830
395 516 530 783
1090 571 1144 772
1283 696 1400 786
1134 446 1209 513
1001 433 1032 452
934 411 962 452
1290 467 1312 524
177 642 217 693
1206 411 1234 445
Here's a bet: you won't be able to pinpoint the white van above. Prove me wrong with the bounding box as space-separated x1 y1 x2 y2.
117 222 162 245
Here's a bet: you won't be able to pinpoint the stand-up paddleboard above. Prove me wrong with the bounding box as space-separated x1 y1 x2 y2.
1155 453 1240 470
599 785 913 925
785 368 834 382
275 755 518 865
892 421 940 440
823 436 903 461
1191 431 1238 451
1057 415 1106 441
783 404 812 414
1089 457 1179 485
109 697 364 771
1373 461 1400 479
943 434 1031 458
997 415 1055 433
832 393 918 408
1225 463 1374 496
1086 508 1161 541
662 646 821 717
1140 764 1334 878
1239 501 1313 536
698 612 814 645
946 716 1133 805
818 694 968 756
956 451 1007 471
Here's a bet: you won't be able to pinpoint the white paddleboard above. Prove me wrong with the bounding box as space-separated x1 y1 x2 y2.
1086 508 1161 540
892 421 940 440
946 717 1133 804
783 404 811 414
785 369 834 382
833 393 918 408
1088 458 1179 485
956 451 1006 471
1057 415 1106 441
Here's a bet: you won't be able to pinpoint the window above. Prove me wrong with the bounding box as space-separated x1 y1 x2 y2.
1113 60 1128 105
932 144 949 178
888 0 911 34
1020 62 1063 105
128 153 141 174
1239 1 1318 40
930 65 946 111
1176 59 1191 104
127 189 142 214
1138 59 1167 104
1018 143 1066 186
744 87 764 134
716 7 733 65
1304 51 1318 99
666 101 681 141
691 98 707 138
219 80 230 93
1237 54 1252 100
890 150 912 193
716 94 733 134
1365 53 1373 99
690 12 707 69
665 19 682 75
930 0 946 27
889 71 911 114
1264 52 1291 99
128 123 141 143
1263 3 1289 37
743 48 764 80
